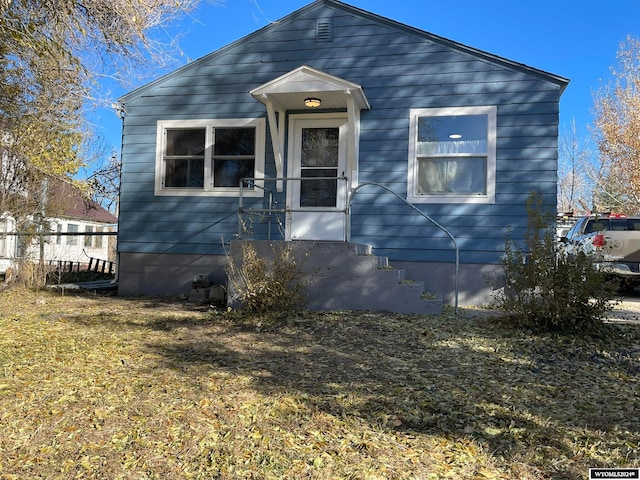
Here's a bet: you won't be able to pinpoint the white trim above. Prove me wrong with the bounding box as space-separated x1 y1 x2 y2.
264 101 285 192
407 106 497 204
285 113 349 207
250 65 370 112
285 113 349 241
154 118 266 197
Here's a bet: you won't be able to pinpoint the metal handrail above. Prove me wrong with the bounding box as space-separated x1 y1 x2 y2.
237 177 459 313
348 182 459 314
238 176 349 240
239 180 275 239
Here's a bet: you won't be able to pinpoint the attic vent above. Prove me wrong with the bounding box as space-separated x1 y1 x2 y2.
316 19 333 42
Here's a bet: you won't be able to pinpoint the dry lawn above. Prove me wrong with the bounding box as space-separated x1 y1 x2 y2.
0 288 639 479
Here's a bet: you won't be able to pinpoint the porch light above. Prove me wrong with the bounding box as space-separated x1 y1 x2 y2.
449 133 462 139
304 97 321 108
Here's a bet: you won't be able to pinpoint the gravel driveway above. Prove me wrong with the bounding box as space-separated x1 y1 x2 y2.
610 291 640 324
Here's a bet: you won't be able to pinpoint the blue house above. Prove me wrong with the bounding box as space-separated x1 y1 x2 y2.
116 0 568 308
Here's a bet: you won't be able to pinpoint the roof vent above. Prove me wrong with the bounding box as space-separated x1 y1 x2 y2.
316 19 333 42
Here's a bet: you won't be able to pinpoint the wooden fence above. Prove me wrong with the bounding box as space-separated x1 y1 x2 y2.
49 256 115 275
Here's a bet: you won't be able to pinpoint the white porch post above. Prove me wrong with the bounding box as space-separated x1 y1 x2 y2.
345 93 360 189
265 99 285 192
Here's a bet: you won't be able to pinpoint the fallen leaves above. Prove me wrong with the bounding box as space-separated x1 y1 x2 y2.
0 288 639 479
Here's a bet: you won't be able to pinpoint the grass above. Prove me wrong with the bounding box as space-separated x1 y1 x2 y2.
0 289 638 479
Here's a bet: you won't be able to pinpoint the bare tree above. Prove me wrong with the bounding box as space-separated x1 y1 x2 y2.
87 152 122 214
1 0 220 217
1 0 220 267
557 120 595 213
593 35 640 214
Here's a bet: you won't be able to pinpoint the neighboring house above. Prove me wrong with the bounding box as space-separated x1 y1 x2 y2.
0 178 117 274
116 0 568 305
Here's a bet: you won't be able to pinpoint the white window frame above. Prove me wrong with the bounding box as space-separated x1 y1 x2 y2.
155 118 266 197
84 225 94 247
94 226 103 249
407 106 496 204
67 223 79 246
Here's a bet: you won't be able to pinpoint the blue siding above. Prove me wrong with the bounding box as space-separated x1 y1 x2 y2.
118 0 566 266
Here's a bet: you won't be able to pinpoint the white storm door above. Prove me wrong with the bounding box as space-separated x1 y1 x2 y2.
286 115 348 240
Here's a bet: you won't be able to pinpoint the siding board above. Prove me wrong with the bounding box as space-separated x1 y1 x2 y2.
118 0 566 274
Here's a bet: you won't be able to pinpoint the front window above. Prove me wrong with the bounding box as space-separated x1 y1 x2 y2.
156 118 265 197
84 225 94 247
408 106 496 204
94 226 103 248
67 223 79 246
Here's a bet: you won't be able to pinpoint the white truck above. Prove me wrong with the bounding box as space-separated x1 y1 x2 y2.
560 214 640 291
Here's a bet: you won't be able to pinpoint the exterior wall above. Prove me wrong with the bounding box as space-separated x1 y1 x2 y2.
0 217 16 274
44 219 116 267
118 252 228 296
117 1 565 302
0 216 115 274
118 249 503 306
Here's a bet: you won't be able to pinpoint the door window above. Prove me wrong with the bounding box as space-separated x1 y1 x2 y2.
300 127 339 207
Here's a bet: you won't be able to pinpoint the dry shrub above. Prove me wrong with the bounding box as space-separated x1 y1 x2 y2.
494 192 618 334
4 259 51 290
226 242 306 313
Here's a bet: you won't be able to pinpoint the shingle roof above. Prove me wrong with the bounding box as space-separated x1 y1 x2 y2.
48 178 117 224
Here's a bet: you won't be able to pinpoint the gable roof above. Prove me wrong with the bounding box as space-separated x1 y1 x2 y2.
119 0 568 104
250 64 370 111
48 178 117 224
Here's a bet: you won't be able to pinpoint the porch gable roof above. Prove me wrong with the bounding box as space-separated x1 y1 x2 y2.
250 65 370 112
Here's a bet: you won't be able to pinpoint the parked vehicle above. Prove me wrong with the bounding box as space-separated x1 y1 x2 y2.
560 213 640 290
556 212 578 242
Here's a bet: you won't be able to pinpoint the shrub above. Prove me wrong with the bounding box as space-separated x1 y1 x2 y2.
226 242 306 313
4 259 50 290
493 193 619 333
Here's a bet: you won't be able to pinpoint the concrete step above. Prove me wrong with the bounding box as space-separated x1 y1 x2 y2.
227 240 442 315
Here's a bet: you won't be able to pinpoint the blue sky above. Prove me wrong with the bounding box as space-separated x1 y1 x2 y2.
96 0 640 155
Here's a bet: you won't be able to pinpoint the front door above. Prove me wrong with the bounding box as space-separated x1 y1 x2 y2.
287 115 348 240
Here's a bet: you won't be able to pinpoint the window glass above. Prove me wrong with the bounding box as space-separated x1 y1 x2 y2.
84 225 94 247
214 128 255 156
416 114 488 195
164 128 205 188
95 226 103 248
408 107 496 204
585 220 608 233
418 157 486 194
300 169 338 207
417 115 487 154
67 224 79 246
165 158 205 188
565 220 580 239
156 120 264 196
213 128 255 187
166 129 205 156
301 128 339 167
214 159 255 187
300 127 339 207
